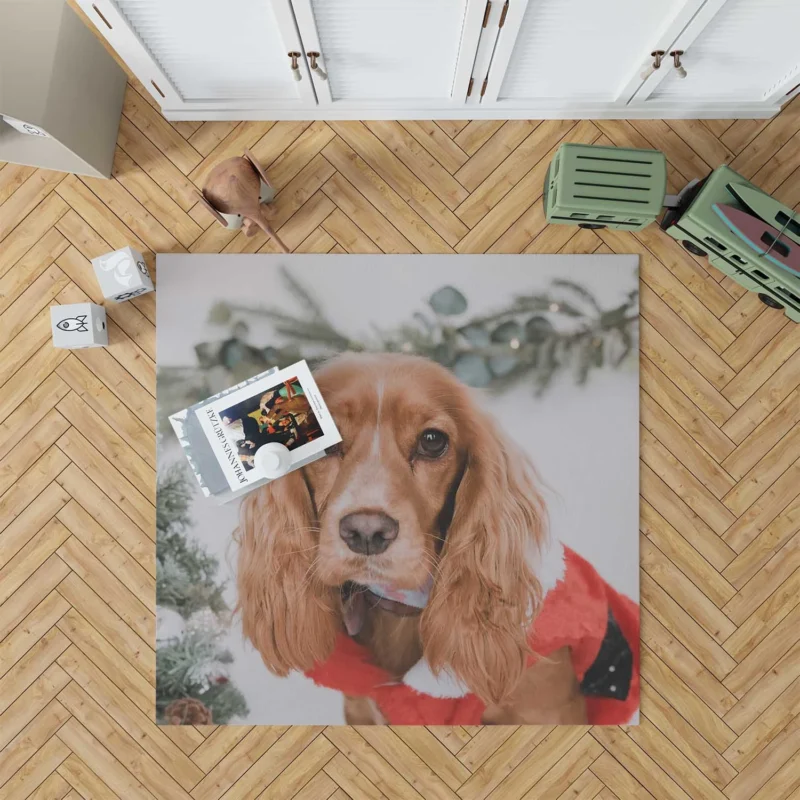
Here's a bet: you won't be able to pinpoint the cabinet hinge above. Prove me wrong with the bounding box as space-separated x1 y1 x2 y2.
482 0 491 27
499 0 509 27
467 77 474 97
481 76 488 97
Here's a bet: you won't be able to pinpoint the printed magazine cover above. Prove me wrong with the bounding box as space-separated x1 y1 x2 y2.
172 360 341 497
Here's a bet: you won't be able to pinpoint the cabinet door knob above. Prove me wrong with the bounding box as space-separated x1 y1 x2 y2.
307 52 328 81
640 50 665 81
670 50 687 79
288 52 302 81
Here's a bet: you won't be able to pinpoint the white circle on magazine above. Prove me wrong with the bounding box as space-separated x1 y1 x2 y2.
254 442 292 479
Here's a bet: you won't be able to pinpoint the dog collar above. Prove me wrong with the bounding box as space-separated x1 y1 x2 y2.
366 577 432 609
342 537 565 637
360 535 564 614
341 581 430 637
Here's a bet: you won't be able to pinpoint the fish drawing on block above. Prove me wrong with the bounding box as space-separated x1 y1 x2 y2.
712 203 800 276
57 315 89 333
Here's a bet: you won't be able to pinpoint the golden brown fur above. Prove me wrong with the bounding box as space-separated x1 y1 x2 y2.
236 352 585 721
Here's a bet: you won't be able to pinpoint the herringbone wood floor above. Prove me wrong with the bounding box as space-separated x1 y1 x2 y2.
3 63 800 800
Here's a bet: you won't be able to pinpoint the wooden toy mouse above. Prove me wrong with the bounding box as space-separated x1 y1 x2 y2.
197 149 289 253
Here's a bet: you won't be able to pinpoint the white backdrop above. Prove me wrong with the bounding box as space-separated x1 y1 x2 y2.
157 254 639 724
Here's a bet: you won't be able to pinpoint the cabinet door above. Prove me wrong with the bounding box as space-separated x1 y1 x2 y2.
634 0 800 106
77 0 316 112
289 0 487 108
480 0 704 108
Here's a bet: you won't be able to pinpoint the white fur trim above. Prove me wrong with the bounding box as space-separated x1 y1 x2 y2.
401 538 565 699
403 659 469 698
529 536 566 598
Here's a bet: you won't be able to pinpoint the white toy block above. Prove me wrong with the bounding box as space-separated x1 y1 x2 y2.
50 303 107 349
91 246 154 302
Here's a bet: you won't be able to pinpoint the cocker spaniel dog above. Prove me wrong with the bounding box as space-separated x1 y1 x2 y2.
237 353 639 725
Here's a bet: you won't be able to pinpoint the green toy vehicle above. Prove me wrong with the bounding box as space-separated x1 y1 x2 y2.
660 165 800 323
544 143 800 322
543 143 667 231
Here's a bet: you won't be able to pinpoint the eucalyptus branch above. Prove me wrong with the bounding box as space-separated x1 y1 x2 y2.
198 273 638 394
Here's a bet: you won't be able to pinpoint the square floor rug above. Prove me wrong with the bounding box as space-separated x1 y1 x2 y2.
155 254 640 725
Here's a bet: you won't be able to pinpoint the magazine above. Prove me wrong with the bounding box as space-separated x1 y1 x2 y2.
170 361 341 500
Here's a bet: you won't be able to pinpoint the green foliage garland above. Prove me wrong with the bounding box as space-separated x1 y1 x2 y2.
157 268 638 430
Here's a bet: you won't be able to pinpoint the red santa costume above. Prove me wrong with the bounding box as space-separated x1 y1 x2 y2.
306 540 639 725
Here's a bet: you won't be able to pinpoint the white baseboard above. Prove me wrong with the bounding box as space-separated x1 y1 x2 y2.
163 102 780 122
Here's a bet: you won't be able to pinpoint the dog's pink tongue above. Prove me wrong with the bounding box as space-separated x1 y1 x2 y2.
343 591 366 637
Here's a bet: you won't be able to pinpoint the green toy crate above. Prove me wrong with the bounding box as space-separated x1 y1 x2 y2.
544 144 667 231
660 164 800 323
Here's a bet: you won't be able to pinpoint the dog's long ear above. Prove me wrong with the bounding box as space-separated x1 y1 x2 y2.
421 406 547 706
236 470 339 676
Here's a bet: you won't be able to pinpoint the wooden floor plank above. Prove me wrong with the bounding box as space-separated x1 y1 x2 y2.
722 348 800 444
111 147 203 248
56 716 157 800
724 677 800 770
0 193 69 277
115 116 200 212
0 163 37 207
363 120 469 211
399 121 469 174
0 228 68 316
0 592 69 685
453 121 539 193
641 393 735 500
0 170 66 245
641 501 735 608
0 452 70 540
57 571 153 680
322 173 416 254
0 699 71 790
641 679 737 789
55 530 152 643
56 463 155 574
121 85 202 176
322 135 455 252
640 356 735 462
724 544 800 636
57 680 197 798
454 119 579 230
454 121 506 156
187 122 239 158
57 753 122 800
55 426 154 535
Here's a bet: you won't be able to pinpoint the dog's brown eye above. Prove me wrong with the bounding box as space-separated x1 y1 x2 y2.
418 429 448 458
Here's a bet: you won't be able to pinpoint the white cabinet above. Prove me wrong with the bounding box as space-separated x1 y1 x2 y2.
481 0 701 105
79 0 316 111
631 0 800 107
77 0 800 120
289 0 486 109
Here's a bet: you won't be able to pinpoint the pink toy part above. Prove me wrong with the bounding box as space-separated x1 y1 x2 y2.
713 203 800 276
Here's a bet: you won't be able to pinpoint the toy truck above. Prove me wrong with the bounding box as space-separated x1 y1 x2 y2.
544 143 800 322
659 166 800 322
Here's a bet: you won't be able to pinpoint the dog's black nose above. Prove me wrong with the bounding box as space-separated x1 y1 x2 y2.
339 511 399 555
